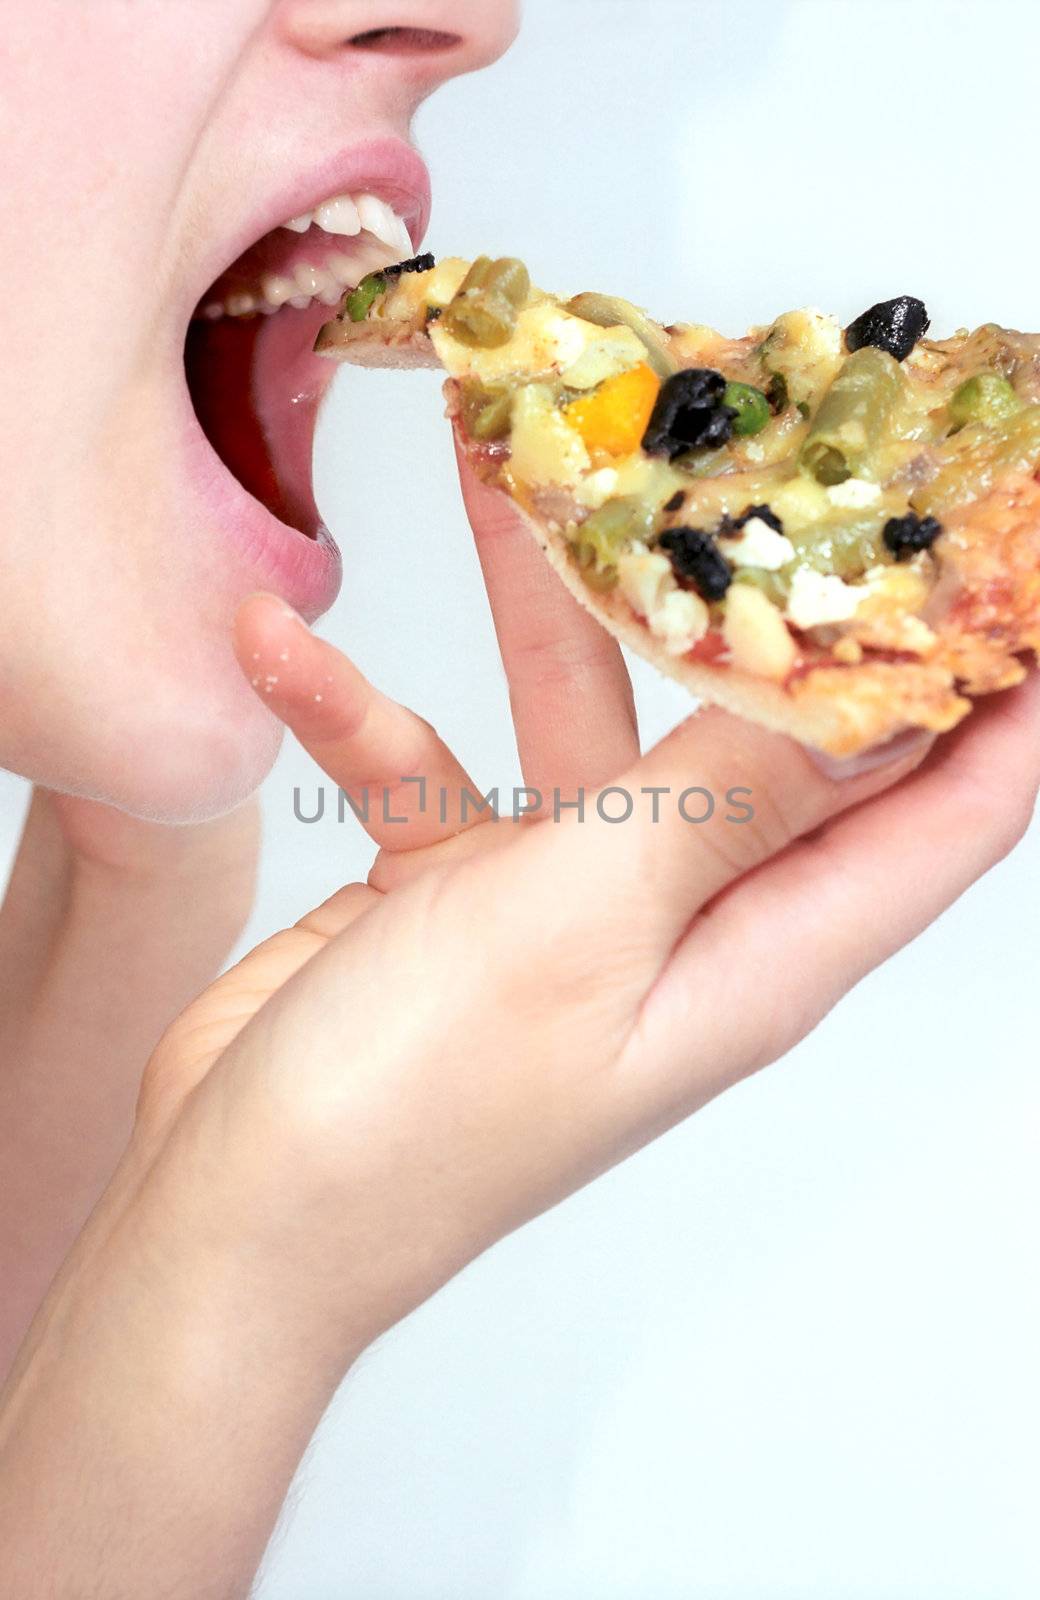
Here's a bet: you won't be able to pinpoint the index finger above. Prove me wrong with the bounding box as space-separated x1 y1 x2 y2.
234 593 483 853
456 441 640 794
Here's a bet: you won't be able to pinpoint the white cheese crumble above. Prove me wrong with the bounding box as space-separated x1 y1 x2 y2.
574 467 620 510
718 517 796 571
798 308 845 363
648 588 710 655
560 326 647 390
617 544 708 654
617 543 673 620
784 567 865 629
826 477 882 509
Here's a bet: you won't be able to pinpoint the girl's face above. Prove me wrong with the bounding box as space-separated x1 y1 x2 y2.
0 1 517 820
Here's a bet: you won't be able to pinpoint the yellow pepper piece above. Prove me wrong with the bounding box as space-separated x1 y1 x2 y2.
564 362 660 460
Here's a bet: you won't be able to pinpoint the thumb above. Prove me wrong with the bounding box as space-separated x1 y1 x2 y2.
493 704 937 973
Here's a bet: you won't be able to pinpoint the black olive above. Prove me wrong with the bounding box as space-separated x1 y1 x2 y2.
882 511 943 560
724 503 784 535
845 296 930 362
383 252 436 278
664 489 686 513
657 527 732 600
642 369 738 459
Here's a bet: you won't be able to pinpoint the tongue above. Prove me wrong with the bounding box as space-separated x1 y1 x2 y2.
252 299 338 532
186 299 337 536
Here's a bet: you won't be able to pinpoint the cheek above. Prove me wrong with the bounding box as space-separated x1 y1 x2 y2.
0 470 289 823
0 7 240 450
0 0 281 820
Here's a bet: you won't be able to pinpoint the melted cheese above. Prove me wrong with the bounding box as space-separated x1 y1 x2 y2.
430 303 644 389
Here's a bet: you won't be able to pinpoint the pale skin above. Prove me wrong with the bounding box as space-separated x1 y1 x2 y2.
0 5 1038 1598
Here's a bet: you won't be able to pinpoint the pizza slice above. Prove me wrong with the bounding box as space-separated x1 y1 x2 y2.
315 254 1040 756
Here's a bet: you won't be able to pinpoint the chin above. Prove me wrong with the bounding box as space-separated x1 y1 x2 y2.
27 674 286 826
112 704 286 825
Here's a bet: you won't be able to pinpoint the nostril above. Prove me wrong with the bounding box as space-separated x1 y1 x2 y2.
347 26 462 52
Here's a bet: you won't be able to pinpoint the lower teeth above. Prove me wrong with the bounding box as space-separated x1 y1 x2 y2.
199 233 400 323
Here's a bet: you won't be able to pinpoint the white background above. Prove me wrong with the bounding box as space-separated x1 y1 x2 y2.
4 2 1039 1595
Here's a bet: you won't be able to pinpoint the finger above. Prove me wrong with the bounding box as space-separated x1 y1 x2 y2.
143 880 379 1120
645 674 1040 1101
234 593 482 852
296 880 382 939
504 704 937 972
455 440 639 792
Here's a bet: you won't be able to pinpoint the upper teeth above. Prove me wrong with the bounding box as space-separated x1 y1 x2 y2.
199 190 415 322
281 190 411 255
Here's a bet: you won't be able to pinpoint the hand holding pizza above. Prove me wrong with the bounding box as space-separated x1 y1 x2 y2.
3 471 1037 1599
133 472 1040 1345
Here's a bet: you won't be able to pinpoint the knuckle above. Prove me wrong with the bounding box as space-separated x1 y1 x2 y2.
694 782 807 875
511 625 613 698
949 764 1038 863
990 788 1037 860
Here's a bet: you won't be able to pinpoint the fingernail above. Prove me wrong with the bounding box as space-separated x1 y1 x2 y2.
808 727 936 781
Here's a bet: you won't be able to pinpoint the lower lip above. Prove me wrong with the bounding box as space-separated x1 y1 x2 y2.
179 299 344 621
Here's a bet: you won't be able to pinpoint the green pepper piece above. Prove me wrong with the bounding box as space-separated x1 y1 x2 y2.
578 496 657 571
786 514 888 580
569 537 619 591
731 567 789 606
579 556 619 592
722 381 771 437
343 271 387 322
949 371 1020 430
442 256 530 348
800 347 905 485
913 403 1040 516
459 382 514 441
565 292 678 381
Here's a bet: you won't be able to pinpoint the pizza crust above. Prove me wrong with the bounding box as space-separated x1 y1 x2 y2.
314 314 440 369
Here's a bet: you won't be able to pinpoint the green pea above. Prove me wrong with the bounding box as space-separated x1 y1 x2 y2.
949 371 1020 430
723 381 771 437
343 272 387 322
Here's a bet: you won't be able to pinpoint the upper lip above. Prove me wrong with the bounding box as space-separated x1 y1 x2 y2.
182 135 431 324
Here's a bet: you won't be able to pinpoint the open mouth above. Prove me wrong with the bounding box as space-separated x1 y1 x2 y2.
184 186 419 544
